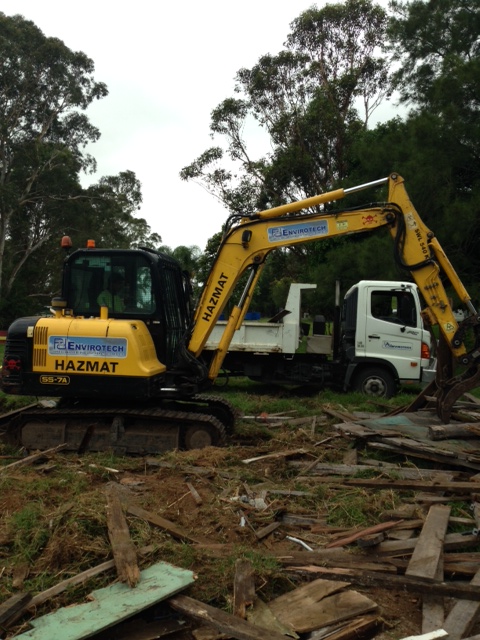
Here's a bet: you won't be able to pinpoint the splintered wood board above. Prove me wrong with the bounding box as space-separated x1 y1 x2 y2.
267 578 378 633
15 562 195 640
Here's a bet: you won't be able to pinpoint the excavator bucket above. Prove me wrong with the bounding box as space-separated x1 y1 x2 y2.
393 332 480 423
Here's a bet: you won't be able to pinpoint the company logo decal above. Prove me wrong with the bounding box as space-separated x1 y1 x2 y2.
382 341 412 351
268 221 328 243
202 272 229 322
48 336 127 358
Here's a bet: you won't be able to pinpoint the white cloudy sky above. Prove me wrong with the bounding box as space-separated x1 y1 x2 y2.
2 0 393 250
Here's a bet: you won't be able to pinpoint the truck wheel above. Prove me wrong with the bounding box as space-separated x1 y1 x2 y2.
353 368 396 398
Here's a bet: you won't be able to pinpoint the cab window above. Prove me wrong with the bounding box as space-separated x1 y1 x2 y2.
371 290 417 327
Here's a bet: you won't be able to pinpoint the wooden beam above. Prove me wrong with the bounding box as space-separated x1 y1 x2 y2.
406 505 450 580
369 532 478 557
443 568 480 640
0 593 32 627
106 486 140 587
0 443 67 472
326 520 404 549
405 504 450 633
169 594 292 640
127 504 208 544
321 478 480 494
284 566 480 601
233 559 255 619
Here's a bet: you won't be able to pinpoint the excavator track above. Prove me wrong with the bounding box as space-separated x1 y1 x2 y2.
182 394 237 435
0 402 227 455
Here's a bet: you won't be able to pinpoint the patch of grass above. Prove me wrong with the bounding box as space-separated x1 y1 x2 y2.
9 503 50 563
327 487 402 528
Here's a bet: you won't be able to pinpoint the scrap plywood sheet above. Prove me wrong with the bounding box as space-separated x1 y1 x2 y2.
15 562 195 640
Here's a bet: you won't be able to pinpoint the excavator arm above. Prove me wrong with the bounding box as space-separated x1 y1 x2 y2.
188 173 480 421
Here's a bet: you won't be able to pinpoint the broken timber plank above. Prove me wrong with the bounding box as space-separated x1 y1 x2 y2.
15 562 195 640
169 594 291 640
405 505 450 580
288 462 460 480
105 485 140 587
269 579 378 633
0 443 67 472
186 482 203 506
241 448 308 464
429 423 480 440
127 504 207 544
246 597 298 638
405 504 450 633
0 592 32 626
323 477 480 494
443 567 480 640
233 559 255 619
284 566 480 601
275 549 398 572
268 578 349 615
366 531 478 557
305 614 380 640
326 520 403 549
254 521 281 541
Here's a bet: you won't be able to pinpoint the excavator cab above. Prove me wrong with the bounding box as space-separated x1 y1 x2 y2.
62 247 193 369
1 247 197 402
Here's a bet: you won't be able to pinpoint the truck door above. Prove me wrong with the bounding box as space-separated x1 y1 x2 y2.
361 285 423 381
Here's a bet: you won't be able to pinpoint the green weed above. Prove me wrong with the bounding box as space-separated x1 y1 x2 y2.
10 503 50 562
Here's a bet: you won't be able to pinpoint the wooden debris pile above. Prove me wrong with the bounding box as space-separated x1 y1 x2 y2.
2 399 480 639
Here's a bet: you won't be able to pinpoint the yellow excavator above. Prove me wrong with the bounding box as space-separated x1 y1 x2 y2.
1 173 479 453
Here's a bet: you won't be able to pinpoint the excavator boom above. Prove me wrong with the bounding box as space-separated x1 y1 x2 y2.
190 173 480 421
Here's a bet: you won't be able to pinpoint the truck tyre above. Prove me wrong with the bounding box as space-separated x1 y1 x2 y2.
353 367 396 398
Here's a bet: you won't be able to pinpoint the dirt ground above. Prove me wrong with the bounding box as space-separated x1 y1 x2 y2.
0 408 478 639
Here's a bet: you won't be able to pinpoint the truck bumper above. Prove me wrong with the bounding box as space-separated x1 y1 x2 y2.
420 359 437 385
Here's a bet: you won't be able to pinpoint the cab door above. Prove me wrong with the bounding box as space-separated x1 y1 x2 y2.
362 285 423 380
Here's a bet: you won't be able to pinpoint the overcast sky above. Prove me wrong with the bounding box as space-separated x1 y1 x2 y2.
2 0 392 250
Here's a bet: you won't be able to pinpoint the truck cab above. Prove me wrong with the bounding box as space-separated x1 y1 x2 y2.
340 280 436 396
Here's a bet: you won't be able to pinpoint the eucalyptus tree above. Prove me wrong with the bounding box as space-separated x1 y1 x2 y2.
352 0 480 295
181 0 389 215
0 12 108 298
0 13 161 325
181 0 390 311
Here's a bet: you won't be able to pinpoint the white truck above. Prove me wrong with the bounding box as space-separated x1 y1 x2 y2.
204 280 436 397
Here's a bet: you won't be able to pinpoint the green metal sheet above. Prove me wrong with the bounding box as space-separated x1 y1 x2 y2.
14 562 195 640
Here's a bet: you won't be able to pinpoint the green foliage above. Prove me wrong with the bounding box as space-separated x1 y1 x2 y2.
181 0 480 318
327 487 401 527
181 0 388 212
0 14 161 326
10 503 50 562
